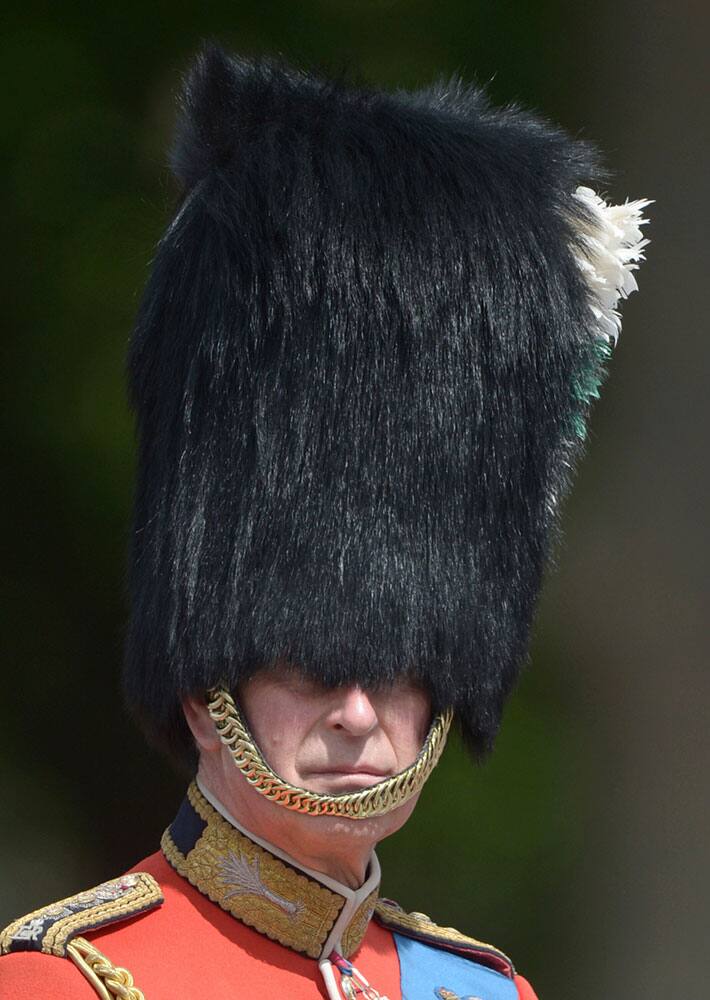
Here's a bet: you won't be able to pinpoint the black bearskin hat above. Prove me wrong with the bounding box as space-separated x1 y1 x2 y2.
124 44 648 765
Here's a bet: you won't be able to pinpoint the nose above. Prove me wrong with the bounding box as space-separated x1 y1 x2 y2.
328 686 379 737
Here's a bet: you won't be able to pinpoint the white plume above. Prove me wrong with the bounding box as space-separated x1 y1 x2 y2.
571 186 651 346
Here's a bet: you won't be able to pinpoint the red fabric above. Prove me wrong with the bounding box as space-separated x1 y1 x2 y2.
0 852 402 1000
0 851 540 1000
0 950 98 999
515 973 540 999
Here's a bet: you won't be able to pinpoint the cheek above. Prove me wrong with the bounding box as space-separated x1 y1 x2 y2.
378 704 429 768
239 686 307 781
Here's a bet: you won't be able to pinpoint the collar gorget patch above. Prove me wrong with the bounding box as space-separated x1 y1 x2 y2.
161 780 381 960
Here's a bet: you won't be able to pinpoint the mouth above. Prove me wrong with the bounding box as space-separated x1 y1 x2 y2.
304 768 391 791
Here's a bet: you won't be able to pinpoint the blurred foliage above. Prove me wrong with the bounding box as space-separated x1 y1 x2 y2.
2 3 609 995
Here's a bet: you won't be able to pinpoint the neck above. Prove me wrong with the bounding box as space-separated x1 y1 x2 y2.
196 759 380 889
196 776 377 890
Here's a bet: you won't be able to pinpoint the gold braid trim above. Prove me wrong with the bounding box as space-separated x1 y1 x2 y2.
0 873 162 957
206 686 453 819
67 937 145 1000
374 900 515 976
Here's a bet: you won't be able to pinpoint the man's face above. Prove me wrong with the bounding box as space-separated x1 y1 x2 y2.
238 663 432 796
184 664 434 884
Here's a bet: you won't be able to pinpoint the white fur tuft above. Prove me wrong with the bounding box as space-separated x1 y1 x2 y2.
572 186 651 345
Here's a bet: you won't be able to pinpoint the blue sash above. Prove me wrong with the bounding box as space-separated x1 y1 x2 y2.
394 933 518 1000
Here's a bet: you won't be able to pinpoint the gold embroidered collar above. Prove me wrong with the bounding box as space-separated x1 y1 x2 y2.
161 780 381 960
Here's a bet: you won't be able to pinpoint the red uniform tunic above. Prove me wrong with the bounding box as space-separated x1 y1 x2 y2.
0 784 538 1000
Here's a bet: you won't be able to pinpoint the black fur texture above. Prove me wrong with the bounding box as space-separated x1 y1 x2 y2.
125 43 604 766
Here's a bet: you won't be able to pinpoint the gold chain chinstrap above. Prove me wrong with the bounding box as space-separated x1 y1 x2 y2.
206 686 452 819
67 936 145 1000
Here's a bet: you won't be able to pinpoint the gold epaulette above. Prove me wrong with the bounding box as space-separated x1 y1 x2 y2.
373 898 515 978
0 872 162 958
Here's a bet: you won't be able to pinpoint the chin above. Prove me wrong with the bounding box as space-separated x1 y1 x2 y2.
296 792 421 843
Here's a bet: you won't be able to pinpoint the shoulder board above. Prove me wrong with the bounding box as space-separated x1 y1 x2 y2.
0 872 162 958
374 898 515 978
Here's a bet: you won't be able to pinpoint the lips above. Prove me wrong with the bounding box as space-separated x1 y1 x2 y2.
304 767 391 790
309 767 390 778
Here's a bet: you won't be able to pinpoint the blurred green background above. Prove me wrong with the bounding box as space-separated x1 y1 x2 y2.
2 2 707 998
